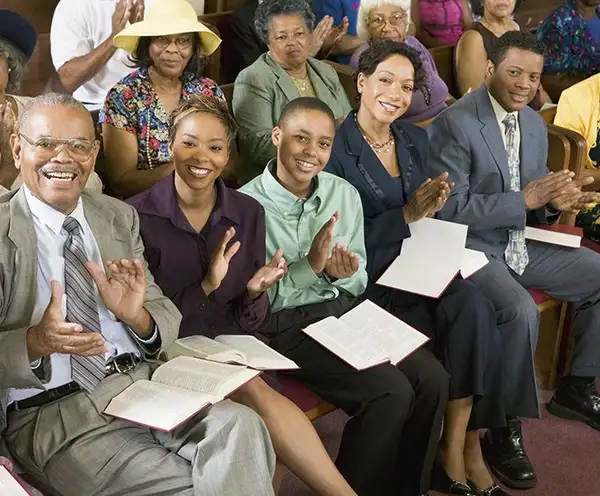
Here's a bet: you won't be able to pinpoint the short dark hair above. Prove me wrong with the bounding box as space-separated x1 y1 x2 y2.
488 30 544 66
277 97 336 127
470 0 524 18
254 0 316 45
128 34 206 77
355 39 427 102
169 95 238 145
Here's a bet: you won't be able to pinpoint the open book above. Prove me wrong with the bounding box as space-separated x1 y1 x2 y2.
377 217 469 298
302 300 430 370
0 465 29 496
167 335 299 370
104 356 260 431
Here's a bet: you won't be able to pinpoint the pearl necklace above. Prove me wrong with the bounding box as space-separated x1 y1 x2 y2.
355 114 395 154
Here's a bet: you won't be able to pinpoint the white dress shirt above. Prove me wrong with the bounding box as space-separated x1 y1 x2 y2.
50 0 151 110
488 91 521 153
8 187 151 403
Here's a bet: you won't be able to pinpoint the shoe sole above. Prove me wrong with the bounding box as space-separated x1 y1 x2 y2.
546 400 600 430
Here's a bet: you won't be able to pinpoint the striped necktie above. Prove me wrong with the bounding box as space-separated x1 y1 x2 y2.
63 216 105 392
502 114 529 275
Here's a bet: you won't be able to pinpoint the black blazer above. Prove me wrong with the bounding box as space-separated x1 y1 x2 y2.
326 112 431 282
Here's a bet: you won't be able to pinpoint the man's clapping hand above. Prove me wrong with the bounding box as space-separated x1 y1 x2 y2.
26 280 105 361
324 243 360 280
308 212 338 274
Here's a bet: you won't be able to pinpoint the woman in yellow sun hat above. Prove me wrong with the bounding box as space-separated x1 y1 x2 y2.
100 0 223 198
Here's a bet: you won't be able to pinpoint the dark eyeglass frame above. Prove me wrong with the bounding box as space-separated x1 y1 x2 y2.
152 35 195 50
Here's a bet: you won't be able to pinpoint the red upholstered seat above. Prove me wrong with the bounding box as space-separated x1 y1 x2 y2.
529 288 554 305
277 375 327 412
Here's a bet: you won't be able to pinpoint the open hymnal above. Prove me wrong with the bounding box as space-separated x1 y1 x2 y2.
167 334 299 370
377 217 469 298
301 300 429 370
0 465 29 496
524 226 581 248
104 356 260 431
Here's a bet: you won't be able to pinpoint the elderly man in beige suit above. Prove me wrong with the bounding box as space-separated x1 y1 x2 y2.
0 93 276 496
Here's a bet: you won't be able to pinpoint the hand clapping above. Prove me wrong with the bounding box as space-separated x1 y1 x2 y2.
26 280 105 361
403 172 453 223
247 249 287 300
202 227 241 296
324 243 360 280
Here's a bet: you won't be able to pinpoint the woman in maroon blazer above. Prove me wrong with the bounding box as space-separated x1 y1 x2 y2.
128 95 356 496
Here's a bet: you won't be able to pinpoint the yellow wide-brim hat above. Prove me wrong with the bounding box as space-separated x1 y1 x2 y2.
113 0 221 57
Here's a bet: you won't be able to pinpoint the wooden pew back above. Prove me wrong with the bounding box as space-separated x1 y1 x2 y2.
428 45 458 99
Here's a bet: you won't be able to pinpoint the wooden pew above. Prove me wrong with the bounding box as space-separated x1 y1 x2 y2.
199 11 235 83
5 0 62 97
428 45 458 99
513 0 563 32
539 105 557 124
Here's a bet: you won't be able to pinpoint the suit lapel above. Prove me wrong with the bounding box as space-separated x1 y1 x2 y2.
518 111 537 187
7 189 37 325
267 54 301 103
82 194 127 263
307 60 332 102
475 88 511 190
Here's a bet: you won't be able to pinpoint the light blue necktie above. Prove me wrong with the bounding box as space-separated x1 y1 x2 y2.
502 114 529 275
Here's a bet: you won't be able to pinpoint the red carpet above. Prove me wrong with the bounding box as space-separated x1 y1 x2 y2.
280 387 600 495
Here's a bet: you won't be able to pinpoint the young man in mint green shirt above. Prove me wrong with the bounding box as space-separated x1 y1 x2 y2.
241 97 447 496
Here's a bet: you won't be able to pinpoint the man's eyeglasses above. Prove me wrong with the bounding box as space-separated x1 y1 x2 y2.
153 35 194 50
19 133 98 161
368 11 408 29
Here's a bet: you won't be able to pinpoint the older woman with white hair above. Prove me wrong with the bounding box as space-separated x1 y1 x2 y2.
350 0 450 123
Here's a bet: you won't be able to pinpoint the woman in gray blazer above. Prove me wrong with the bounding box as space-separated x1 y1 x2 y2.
232 0 352 183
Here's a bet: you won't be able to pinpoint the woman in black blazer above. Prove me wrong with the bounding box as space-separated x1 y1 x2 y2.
326 39 510 496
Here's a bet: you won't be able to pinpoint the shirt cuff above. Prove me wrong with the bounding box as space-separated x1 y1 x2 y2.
30 358 42 369
287 256 321 289
131 325 159 345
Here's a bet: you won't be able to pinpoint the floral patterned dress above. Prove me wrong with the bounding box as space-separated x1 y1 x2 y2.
100 67 224 170
536 0 600 78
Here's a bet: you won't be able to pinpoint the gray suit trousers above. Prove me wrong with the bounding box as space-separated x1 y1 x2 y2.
469 241 600 419
5 363 276 496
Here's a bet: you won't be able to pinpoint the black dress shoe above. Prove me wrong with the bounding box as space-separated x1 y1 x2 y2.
547 376 600 430
431 461 477 495
481 417 536 489
467 480 511 496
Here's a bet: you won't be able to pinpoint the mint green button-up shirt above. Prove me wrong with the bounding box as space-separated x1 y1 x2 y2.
241 162 368 313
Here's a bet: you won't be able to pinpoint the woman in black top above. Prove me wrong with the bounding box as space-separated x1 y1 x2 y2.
326 40 510 496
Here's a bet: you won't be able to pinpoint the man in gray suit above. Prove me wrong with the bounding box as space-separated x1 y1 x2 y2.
428 31 600 491
0 93 276 495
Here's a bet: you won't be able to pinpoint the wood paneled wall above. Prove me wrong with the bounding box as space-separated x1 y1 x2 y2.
0 0 60 96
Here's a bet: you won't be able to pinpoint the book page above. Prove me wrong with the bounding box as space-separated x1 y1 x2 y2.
103 380 214 432
302 316 390 370
339 300 430 365
167 335 247 365
0 465 29 496
152 356 260 398
460 248 489 279
524 226 581 248
216 335 299 370
377 217 468 298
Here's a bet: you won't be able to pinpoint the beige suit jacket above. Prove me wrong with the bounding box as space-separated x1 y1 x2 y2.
0 187 181 435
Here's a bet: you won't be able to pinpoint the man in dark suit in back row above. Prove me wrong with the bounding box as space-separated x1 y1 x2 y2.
428 31 600 491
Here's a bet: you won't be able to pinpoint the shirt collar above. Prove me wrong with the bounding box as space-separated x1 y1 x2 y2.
135 172 241 232
23 185 87 236
259 159 322 214
487 90 518 128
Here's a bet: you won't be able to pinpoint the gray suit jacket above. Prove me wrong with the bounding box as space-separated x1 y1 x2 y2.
427 86 558 258
0 188 181 435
